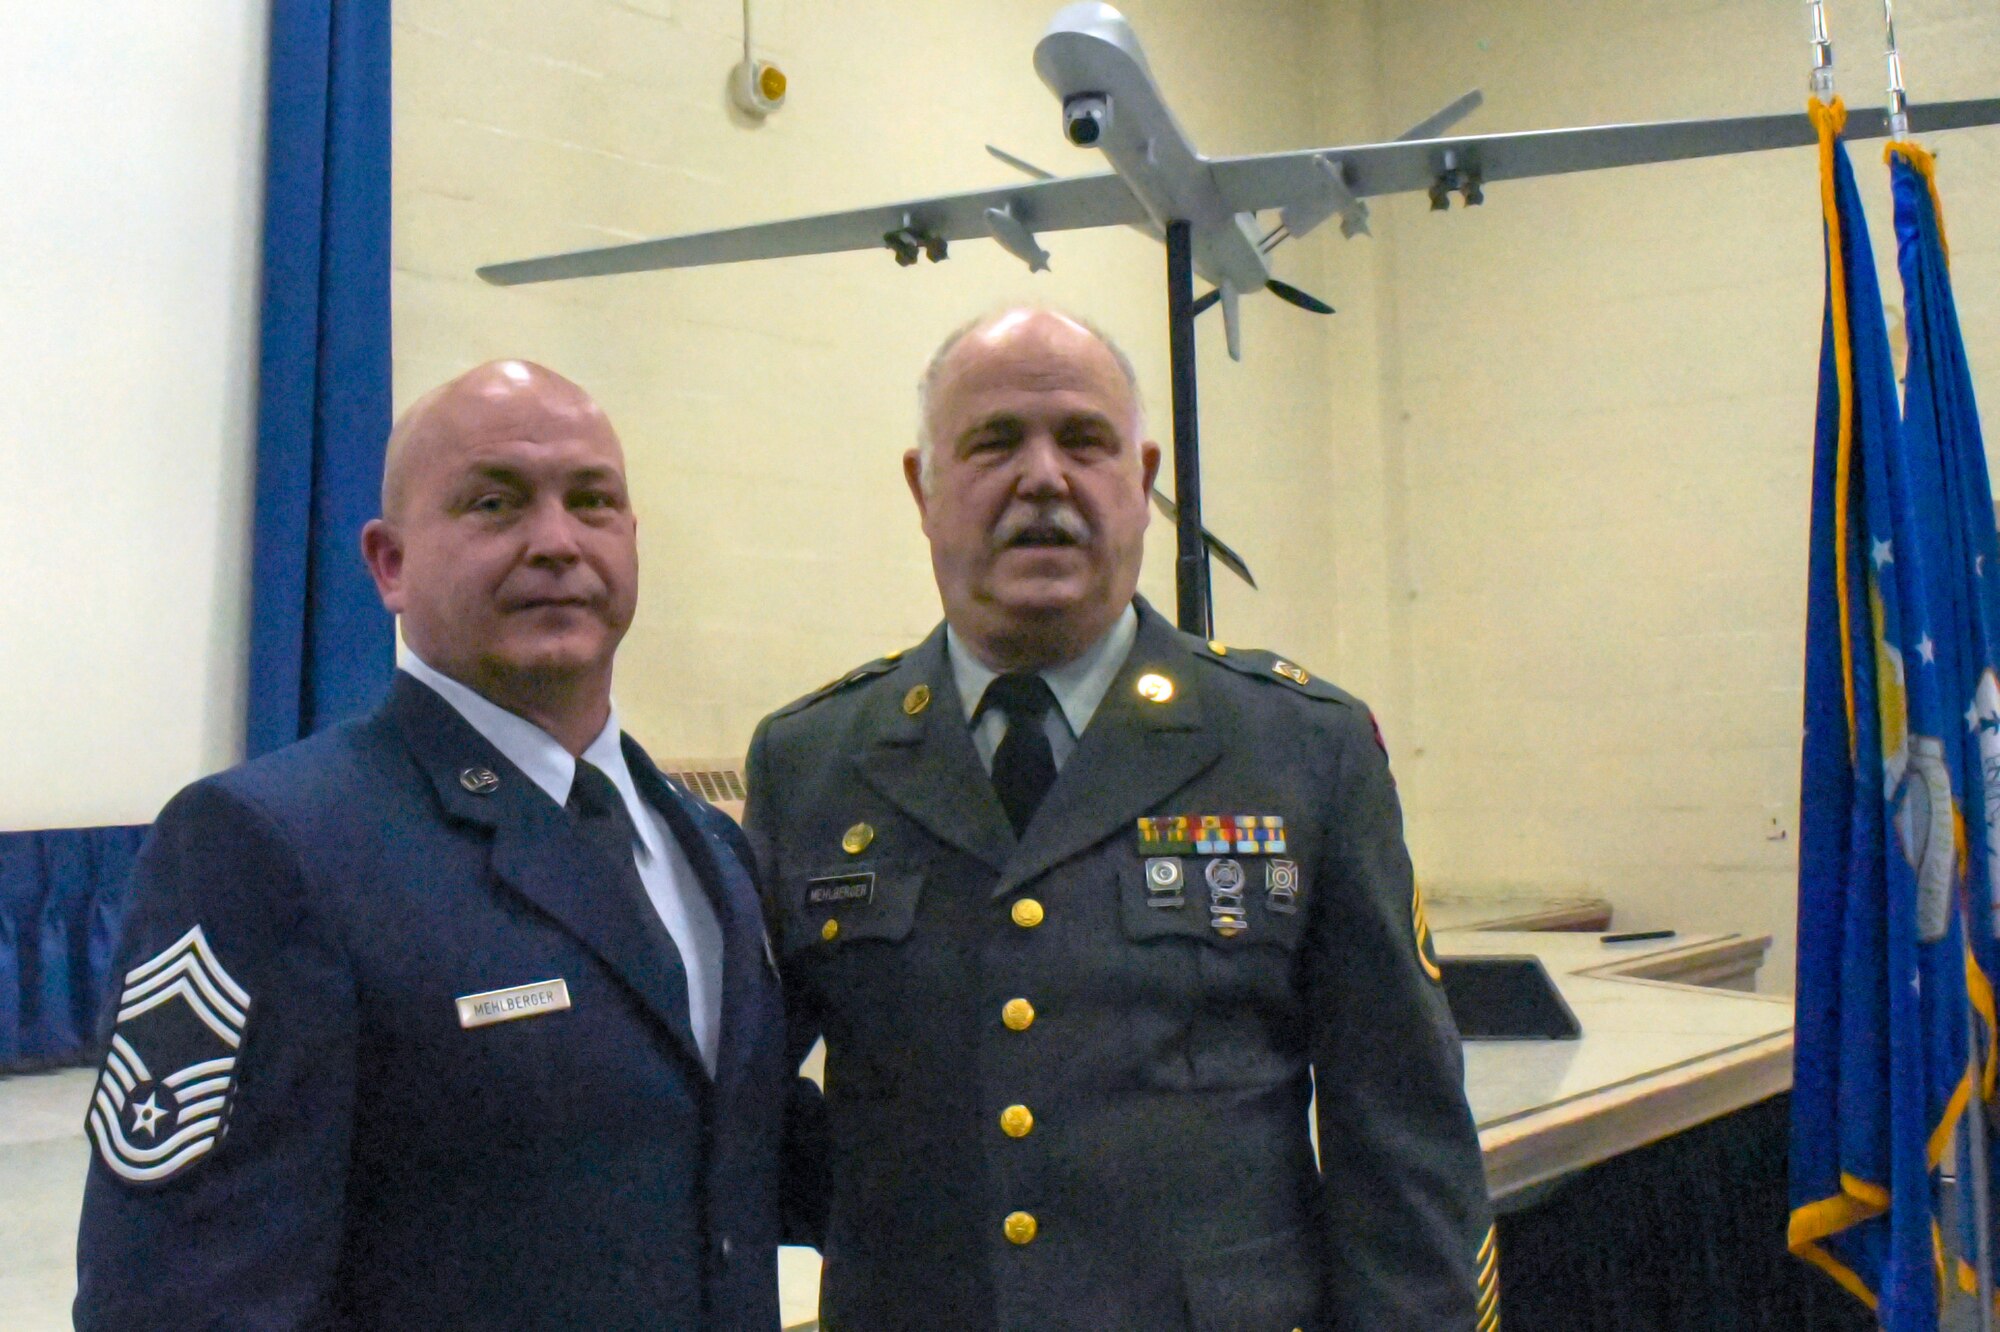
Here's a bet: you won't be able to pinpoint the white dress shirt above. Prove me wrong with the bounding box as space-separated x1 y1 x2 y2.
399 652 723 1074
946 603 1139 774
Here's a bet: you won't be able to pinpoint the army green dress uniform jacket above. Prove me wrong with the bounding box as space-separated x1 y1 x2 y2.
746 600 1496 1332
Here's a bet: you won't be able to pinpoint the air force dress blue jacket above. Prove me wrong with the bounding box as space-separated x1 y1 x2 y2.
75 673 787 1330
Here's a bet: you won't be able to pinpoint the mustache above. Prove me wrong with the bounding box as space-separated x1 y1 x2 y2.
498 583 606 612
993 502 1092 550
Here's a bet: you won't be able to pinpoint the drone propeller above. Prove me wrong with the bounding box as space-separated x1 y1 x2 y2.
1150 489 1257 589
1264 279 1335 315
1190 280 1333 319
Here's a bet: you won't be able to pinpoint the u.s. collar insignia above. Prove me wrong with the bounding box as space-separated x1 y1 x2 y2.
86 924 251 1186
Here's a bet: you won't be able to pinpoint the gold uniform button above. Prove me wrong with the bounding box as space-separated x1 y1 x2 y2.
841 822 874 854
999 1104 1034 1138
1208 640 1229 655
903 684 931 716
1003 1211 1038 1245
820 919 840 942
1011 898 1045 929
1002 998 1035 1031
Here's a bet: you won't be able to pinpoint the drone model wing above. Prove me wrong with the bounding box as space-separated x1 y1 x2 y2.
478 171 1147 286
1211 96 2000 215
476 1 2000 366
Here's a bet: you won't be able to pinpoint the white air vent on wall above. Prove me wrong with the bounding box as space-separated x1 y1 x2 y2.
663 759 747 823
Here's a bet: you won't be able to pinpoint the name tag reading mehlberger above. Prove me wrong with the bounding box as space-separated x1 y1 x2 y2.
456 978 571 1029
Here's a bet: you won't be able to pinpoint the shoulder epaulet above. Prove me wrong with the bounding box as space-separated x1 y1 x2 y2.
769 648 908 720
1189 637 1355 706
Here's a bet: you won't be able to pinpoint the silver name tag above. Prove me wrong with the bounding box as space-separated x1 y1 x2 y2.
456 978 571 1029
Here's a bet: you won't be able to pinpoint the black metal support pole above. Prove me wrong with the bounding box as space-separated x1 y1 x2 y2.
1165 220 1211 637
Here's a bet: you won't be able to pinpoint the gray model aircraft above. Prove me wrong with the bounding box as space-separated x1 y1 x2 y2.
479 1 2000 362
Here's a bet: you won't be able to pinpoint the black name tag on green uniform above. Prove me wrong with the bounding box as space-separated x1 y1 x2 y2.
806 872 876 908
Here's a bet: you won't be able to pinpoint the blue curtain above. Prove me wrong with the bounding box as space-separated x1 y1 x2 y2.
0 827 149 1072
1 0 399 1071
247 0 395 756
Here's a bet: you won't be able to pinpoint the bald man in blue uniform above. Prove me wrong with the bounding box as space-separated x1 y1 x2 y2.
75 362 789 1329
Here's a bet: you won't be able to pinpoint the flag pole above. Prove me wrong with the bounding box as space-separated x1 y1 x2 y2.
1805 0 1836 102
1965 1047 1997 1332
1881 0 1911 141
1874 2 1993 1316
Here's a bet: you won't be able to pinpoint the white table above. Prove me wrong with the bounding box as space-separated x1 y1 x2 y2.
1442 929 1789 1202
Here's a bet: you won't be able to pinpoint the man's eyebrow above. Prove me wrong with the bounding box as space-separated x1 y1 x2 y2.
454 463 622 489
1055 410 1118 433
459 463 527 490
958 414 1025 444
962 408 1118 435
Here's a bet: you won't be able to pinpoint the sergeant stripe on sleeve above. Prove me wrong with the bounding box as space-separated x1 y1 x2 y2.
1475 1224 1501 1330
1413 881 1443 983
86 925 252 1186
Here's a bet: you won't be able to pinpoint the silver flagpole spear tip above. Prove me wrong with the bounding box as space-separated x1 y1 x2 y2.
1806 0 1836 100
1882 0 1910 139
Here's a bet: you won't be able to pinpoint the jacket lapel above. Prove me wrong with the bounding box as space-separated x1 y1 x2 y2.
993 603 1223 898
625 738 767 1097
388 674 707 1077
853 626 1016 875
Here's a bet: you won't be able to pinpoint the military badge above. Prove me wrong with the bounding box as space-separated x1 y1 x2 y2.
1144 856 1185 908
1265 858 1300 914
86 924 251 1186
1206 857 1248 936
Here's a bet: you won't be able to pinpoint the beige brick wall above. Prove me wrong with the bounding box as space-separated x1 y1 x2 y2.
392 0 2000 995
1367 0 2000 993
391 0 1351 760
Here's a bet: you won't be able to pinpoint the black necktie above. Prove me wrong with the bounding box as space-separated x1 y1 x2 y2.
567 761 682 960
981 673 1059 837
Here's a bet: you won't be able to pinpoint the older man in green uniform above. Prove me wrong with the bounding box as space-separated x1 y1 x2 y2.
745 308 1496 1331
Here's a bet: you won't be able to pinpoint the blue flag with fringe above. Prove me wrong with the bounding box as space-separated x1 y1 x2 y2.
1788 98 1976 1330
1886 136 2000 1310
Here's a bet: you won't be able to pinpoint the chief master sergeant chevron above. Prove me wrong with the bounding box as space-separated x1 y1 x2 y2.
745 308 1497 1331
75 361 788 1329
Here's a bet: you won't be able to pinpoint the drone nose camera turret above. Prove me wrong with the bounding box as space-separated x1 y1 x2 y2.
1063 94 1111 146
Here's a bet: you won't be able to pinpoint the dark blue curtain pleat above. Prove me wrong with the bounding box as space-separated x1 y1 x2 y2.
246 0 394 756
34 837 86 1058
87 827 147 1023
0 826 149 1072
0 848 25 1068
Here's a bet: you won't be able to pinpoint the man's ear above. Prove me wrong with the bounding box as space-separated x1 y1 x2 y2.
903 449 929 524
360 518 407 612
1138 440 1163 505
